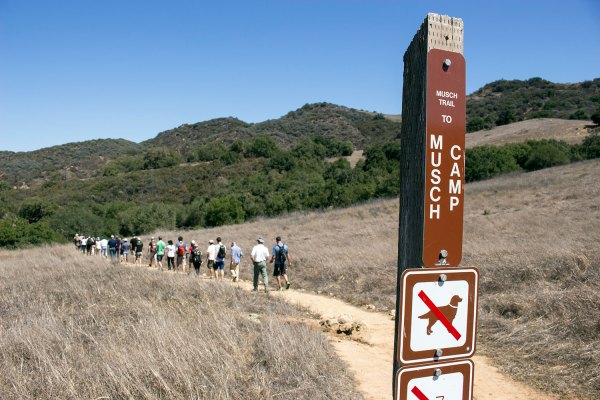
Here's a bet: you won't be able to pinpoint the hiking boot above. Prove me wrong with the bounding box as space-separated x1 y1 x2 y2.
286 281 291 290
252 288 258 292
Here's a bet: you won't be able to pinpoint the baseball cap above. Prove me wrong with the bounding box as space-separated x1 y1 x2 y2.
209 239 214 244
257 237 264 243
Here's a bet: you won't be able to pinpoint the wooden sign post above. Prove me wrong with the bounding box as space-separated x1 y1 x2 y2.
394 13 474 400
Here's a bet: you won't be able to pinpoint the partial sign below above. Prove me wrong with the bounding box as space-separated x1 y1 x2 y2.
423 49 466 267
398 267 478 365
395 359 474 400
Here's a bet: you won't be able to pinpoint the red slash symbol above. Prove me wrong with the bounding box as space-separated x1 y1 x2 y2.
417 290 462 340
411 386 430 400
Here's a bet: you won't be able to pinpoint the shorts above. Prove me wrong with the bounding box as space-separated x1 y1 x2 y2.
273 263 287 276
136 252 143 258
213 260 225 270
157 254 164 262
207 260 214 270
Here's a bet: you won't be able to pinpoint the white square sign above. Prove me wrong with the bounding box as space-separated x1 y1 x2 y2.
395 360 474 400
398 267 478 365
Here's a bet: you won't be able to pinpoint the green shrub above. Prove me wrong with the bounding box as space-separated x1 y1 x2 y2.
523 140 571 171
466 146 521 182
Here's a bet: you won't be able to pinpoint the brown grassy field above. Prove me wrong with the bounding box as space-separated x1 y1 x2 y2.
466 118 591 147
164 159 600 399
0 247 362 399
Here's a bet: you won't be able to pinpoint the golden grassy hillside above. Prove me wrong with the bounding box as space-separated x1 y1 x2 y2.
466 118 591 147
0 247 362 399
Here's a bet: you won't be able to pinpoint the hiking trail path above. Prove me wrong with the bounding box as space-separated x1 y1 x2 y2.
255 284 558 400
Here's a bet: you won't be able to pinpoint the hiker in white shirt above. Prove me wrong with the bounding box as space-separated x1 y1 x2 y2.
206 239 217 279
250 237 270 292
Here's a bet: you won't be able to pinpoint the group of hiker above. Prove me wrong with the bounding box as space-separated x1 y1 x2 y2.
72 233 292 291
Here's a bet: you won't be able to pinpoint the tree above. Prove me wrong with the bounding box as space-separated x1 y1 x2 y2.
18 200 56 223
591 109 600 125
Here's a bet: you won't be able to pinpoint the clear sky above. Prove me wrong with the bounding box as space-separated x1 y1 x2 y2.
1 0 599 152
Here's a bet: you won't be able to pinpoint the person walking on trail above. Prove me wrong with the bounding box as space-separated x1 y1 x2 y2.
86 236 95 256
206 239 217 278
187 240 196 274
135 238 144 266
230 241 243 282
100 237 108 258
155 236 166 271
270 236 291 291
251 237 270 292
166 240 176 270
214 237 227 280
122 238 130 263
116 237 123 262
175 236 187 272
108 235 118 261
190 241 203 276
148 237 157 267
95 237 101 256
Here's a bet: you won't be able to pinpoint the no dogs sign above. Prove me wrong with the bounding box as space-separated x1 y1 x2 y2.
395 360 474 400
398 267 478 365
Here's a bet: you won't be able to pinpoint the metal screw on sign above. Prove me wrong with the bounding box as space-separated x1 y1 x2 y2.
438 250 448 265
443 59 451 67
435 348 443 357
439 273 448 283
433 368 442 378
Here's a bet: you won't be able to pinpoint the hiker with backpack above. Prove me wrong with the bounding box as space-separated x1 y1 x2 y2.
270 236 291 291
175 236 187 272
122 238 130 263
189 241 203 276
86 236 95 256
148 237 157 267
135 238 144 265
166 240 176 270
230 241 243 282
206 239 217 278
214 237 227 280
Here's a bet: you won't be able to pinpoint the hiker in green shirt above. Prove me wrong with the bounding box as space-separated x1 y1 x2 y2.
156 236 166 271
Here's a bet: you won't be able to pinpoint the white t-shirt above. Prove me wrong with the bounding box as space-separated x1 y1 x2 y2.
100 239 108 248
251 244 270 262
207 244 217 261
166 244 176 258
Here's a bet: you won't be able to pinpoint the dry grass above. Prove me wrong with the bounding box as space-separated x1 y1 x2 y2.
466 118 591 147
0 246 362 399
165 159 600 399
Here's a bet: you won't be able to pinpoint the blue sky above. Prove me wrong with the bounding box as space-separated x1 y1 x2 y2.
1 0 599 152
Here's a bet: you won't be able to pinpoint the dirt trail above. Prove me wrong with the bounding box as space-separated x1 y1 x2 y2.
259 286 558 400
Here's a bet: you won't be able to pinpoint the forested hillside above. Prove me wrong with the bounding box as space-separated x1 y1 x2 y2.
1 77 599 247
467 77 600 131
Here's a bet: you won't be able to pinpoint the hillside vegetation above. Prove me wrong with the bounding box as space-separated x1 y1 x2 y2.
467 77 600 131
1 78 599 248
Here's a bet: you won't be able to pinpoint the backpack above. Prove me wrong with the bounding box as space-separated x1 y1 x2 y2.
87 237 94 246
177 243 185 256
275 244 287 264
217 243 226 259
192 249 202 263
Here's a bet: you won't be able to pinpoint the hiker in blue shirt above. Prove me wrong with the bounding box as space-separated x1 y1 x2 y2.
229 241 243 282
270 236 291 291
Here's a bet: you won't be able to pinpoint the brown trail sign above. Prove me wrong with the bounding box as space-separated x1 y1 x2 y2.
394 13 474 400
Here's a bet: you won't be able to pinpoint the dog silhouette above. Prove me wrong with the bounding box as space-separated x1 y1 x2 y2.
418 294 462 335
